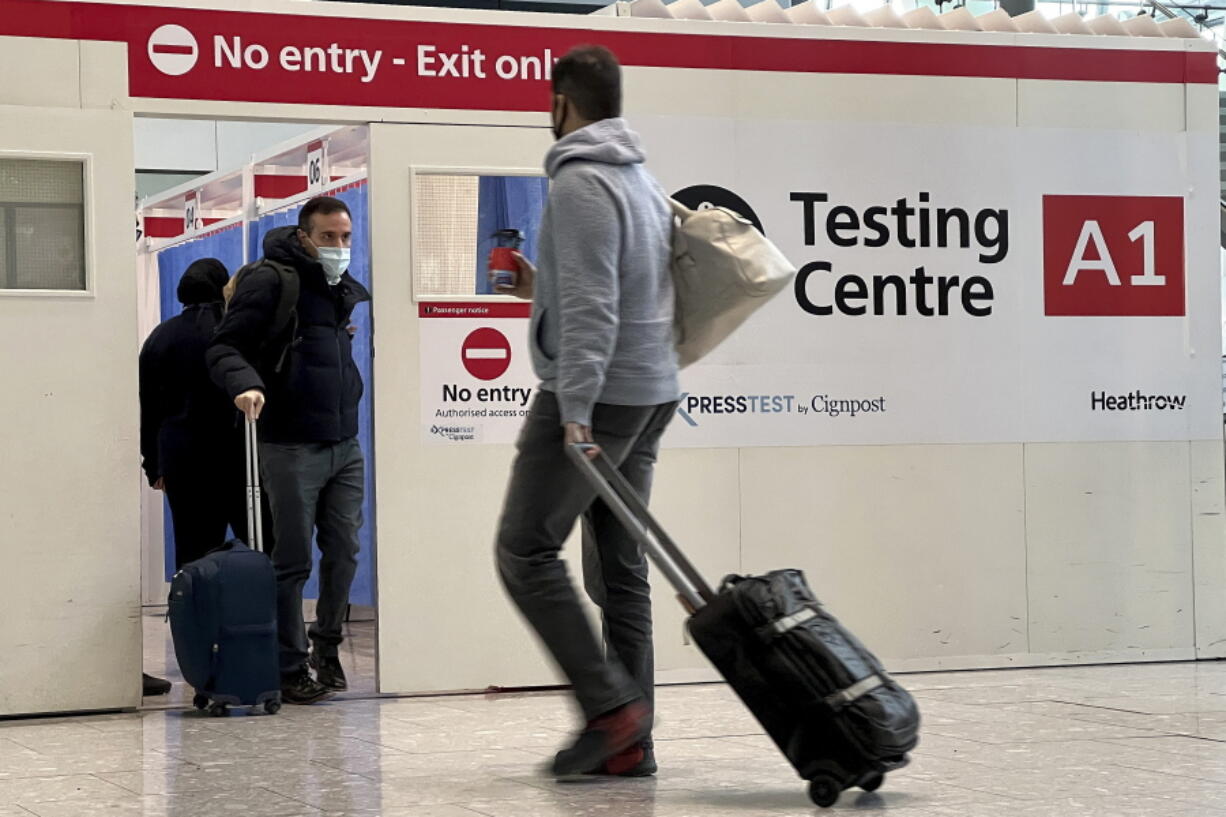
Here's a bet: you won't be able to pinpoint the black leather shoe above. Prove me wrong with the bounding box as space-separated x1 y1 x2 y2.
281 668 333 705
142 673 171 697
309 653 348 692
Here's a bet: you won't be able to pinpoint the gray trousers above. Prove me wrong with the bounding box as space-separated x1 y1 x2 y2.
260 438 364 676
496 391 675 722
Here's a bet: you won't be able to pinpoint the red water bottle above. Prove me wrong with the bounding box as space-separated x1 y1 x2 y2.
490 229 525 290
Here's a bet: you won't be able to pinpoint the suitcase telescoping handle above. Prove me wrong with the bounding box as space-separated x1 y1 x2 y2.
566 443 715 613
245 418 264 554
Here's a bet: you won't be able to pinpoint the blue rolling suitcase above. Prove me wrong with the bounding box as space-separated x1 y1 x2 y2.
567 444 920 808
169 418 281 716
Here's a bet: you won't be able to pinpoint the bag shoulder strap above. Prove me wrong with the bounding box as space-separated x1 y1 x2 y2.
668 198 693 221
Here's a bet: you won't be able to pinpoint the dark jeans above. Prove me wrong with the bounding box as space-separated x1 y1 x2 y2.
496 391 675 722
261 438 364 677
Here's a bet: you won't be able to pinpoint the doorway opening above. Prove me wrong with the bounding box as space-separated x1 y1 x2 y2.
135 122 378 708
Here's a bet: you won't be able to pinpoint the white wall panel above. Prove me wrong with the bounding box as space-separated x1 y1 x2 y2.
1024 442 1195 656
371 123 558 693
1192 440 1226 659
0 37 138 716
650 448 741 682
0 38 80 109
733 72 1017 127
1018 80 1185 132
80 41 128 111
739 444 1029 667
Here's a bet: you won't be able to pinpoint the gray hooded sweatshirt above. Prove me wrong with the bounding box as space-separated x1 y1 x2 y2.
530 118 680 427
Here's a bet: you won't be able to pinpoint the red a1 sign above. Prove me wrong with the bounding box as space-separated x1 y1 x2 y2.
1042 195 1185 317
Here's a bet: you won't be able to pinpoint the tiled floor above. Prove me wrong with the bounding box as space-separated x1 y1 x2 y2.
7 661 1226 815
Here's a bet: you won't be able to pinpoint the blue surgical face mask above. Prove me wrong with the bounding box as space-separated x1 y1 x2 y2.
316 246 350 286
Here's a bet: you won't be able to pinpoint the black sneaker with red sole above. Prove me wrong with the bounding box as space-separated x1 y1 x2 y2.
586 741 657 777
552 701 652 778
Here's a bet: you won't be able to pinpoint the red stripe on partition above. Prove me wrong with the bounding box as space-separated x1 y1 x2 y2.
254 175 308 200
143 217 183 239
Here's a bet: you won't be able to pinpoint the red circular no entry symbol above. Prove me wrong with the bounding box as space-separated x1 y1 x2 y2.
461 327 512 381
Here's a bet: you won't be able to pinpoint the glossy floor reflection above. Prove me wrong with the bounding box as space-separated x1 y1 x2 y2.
7 662 1226 815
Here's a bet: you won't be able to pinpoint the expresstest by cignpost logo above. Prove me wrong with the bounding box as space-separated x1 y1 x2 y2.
148 24 200 76
675 392 886 427
431 424 477 442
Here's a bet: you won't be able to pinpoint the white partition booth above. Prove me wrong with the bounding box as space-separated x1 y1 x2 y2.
0 0 1222 716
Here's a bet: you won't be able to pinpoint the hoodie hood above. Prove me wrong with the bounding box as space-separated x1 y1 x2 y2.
176 258 229 305
545 118 646 179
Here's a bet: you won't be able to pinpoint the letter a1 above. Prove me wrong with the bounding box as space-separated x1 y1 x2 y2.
1042 195 1184 317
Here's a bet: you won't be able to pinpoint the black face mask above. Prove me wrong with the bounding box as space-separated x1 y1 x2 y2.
551 97 566 142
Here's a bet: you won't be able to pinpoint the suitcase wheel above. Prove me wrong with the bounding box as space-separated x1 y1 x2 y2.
192 694 209 711
264 700 282 715
861 774 884 793
808 775 841 808
208 702 229 718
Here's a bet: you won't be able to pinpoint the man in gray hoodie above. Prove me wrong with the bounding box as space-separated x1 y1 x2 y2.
495 45 680 779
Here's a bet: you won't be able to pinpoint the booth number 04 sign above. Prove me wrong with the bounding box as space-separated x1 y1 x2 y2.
184 190 200 233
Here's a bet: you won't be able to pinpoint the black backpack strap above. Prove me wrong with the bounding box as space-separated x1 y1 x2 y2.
226 259 300 374
264 260 299 338
262 260 300 374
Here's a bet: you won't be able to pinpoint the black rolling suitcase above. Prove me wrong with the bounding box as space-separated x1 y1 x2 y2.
169 418 282 716
567 444 920 808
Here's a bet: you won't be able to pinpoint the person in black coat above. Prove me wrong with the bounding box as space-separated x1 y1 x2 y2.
140 258 267 570
207 197 371 705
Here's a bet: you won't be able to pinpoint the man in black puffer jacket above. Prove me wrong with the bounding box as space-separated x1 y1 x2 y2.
207 197 371 706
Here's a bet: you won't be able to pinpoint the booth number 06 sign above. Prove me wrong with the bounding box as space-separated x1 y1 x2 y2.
307 140 327 194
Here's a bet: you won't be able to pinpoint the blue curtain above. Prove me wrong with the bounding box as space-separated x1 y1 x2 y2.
249 208 297 262
156 225 244 322
474 176 549 295
155 226 245 580
247 184 375 608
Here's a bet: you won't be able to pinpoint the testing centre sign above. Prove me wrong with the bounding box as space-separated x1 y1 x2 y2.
420 118 1218 448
